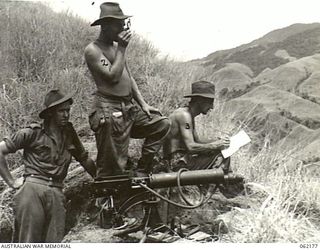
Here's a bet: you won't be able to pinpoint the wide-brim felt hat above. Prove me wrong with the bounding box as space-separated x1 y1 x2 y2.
91 2 132 26
184 80 216 99
39 89 74 119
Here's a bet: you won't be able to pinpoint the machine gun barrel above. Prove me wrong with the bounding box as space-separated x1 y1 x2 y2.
87 168 244 198
148 168 243 189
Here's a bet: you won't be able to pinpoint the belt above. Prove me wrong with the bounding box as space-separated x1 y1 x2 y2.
95 92 133 105
25 175 64 188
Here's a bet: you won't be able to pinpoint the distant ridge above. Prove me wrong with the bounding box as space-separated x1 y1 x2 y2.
195 23 320 75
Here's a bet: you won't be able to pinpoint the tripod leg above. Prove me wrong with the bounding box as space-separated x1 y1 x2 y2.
113 198 163 238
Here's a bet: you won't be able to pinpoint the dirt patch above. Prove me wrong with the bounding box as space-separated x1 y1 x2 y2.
63 223 140 243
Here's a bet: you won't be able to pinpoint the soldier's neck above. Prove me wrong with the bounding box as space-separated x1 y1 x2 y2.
47 120 64 141
97 33 114 45
187 105 200 119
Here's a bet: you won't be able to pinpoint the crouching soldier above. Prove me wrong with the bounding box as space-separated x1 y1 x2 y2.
163 80 231 172
0 89 96 243
159 81 235 225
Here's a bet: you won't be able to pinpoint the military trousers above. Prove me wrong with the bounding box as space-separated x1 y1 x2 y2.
13 181 66 243
170 151 231 173
89 95 170 178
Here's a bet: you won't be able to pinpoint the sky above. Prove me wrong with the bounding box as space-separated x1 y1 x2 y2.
39 0 320 61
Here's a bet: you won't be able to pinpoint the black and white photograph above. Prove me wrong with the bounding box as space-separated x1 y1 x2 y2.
0 0 320 246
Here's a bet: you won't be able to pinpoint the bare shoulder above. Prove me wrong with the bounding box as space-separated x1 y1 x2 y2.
0 141 9 154
170 107 192 124
84 42 101 60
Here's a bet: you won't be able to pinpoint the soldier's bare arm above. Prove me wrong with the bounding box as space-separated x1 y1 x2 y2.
194 129 230 145
84 43 126 84
177 112 228 153
193 129 202 143
126 62 161 118
79 158 96 178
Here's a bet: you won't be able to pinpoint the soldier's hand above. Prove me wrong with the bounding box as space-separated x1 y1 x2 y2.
141 104 162 120
216 136 230 150
82 157 96 178
117 30 132 47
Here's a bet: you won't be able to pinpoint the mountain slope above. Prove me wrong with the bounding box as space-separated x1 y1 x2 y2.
255 54 320 96
196 23 320 76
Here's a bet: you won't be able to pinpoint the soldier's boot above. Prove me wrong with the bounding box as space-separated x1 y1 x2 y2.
135 154 155 177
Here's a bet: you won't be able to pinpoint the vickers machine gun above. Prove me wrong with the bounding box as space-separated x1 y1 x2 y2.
85 168 244 242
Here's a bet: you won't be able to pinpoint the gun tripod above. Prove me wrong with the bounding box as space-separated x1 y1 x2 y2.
89 169 244 241
113 194 164 239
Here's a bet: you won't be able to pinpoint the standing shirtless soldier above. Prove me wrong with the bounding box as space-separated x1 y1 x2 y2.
0 89 96 242
85 2 170 178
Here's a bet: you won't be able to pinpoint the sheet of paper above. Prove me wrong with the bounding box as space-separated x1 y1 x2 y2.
221 129 251 158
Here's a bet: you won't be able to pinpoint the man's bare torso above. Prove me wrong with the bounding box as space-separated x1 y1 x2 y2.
85 41 132 97
164 107 196 157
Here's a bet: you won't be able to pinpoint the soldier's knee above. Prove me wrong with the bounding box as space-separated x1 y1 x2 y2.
159 118 171 137
161 118 171 131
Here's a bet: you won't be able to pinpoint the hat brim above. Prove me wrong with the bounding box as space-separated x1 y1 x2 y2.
183 94 215 99
39 92 75 119
91 15 132 26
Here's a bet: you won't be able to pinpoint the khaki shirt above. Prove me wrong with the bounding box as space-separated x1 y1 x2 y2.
4 122 88 181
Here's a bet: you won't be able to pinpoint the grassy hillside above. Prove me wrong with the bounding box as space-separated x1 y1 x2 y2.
197 23 320 76
0 1 204 139
252 23 320 45
0 1 320 243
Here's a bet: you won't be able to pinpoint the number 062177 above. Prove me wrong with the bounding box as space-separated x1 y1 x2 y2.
300 244 318 248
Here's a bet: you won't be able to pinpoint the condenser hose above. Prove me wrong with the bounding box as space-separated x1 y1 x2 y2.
138 169 218 209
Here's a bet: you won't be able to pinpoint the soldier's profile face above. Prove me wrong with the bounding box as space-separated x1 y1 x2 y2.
200 97 214 114
52 101 71 127
101 19 127 37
